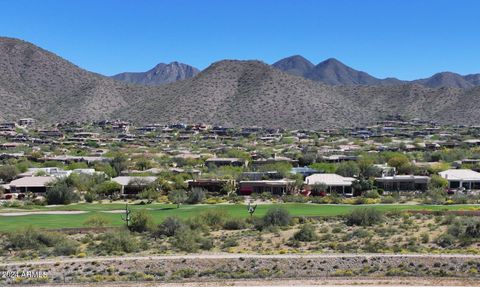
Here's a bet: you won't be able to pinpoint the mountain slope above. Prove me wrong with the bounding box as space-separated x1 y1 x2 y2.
304 58 403 86
272 55 314 77
413 72 474 89
111 62 199 85
2 37 480 128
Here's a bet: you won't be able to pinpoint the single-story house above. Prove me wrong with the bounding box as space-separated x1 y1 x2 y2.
9 176 55 193
112 176 157 194
238 179 295 195
375 175 430 191
304 173 356 194
439 169 480 190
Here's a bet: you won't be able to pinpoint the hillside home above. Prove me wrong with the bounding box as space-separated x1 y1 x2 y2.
439 169 480 190
304 173 356 194
8 176 54 193
238 179 295 195
375 175 430 192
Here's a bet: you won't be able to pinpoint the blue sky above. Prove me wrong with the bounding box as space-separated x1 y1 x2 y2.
0 0 479 79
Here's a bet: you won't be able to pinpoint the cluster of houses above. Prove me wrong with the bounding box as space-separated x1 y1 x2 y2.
2 117 480 200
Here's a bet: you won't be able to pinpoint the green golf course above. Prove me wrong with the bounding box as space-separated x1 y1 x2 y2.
1 203 479 232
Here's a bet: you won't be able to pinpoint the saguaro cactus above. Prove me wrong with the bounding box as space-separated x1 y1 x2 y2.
121 203 131 228
247 202 257 217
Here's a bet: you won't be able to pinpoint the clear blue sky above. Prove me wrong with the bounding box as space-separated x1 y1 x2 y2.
0 0 479 79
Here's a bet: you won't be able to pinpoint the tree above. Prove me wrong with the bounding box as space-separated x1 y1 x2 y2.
168 190 188 208
429 175 448 190
262 207 292 227
112 154 128 176
95 180 121 197
335 161 360 177
0 165 19 183
186 187 205 204
45 179 79 205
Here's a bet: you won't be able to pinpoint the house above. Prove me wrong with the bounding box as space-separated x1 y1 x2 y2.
238 179 295 195
375 175 430 192
18 118 35 127
304 173 356 194
205 157 247 167
439 169 480 190
8 176 54 193
112 176 157 194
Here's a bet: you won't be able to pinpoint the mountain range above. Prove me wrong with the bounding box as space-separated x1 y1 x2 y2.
1 36 480 128
110 53 480 89
272 55 480 89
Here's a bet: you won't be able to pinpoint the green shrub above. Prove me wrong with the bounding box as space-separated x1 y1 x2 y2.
52 239 79 256
155 217 185 237
223 218 247 230
292 224 318 242
186 188 205 204
380 196 395 204
46 179 79 205
98 231 139 254
198 210 227 230
364 190 380 199
83 215 110 227
129 210 154 233
345 207 383 226
6 227 65 250
261 207 292 228
436 233 455 248
172 229 199 252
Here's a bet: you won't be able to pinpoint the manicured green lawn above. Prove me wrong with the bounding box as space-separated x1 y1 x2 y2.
0 203 478 232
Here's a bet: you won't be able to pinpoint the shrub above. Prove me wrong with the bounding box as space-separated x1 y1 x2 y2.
186 188 205 204
155 217 185 237
364 190 380 199
84 191 97 203
436 233 455 248
168 190 188 208
129 210 154 233
345 207 383 226
98 231 139 254
172 229 199 252
221 237 239 249
198 236 214 250
95 181 121 197
198 210 227 230
45 179 80 205
83 215 110 227
292 224 318 242
223 218 247 230
52 239 79 256
6 227 65 250
261 207 292 228
0 165 19 182
380 196 395 204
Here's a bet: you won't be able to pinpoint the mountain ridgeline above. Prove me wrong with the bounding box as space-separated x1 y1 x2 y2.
1 36 480 128
272 55 480 88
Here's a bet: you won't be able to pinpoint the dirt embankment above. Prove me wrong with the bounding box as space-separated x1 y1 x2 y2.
1 254 480 285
